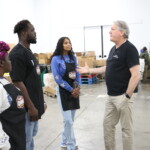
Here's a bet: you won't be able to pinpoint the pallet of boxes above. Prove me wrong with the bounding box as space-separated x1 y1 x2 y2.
76 51 106 83
35 52 51 65
76 51 98 84
43 73 57 98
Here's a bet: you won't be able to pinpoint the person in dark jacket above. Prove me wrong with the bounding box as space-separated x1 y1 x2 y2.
140 47 149 65
140 46 149 80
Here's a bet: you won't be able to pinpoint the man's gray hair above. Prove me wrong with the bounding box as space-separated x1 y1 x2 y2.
114 20 130 39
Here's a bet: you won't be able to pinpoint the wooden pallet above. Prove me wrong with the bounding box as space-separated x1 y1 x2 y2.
44 91 56 98
43 87 56 98
81 75 98 84
80 74 97 78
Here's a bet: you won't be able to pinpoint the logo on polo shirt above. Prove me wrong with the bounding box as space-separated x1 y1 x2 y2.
113 55 119 59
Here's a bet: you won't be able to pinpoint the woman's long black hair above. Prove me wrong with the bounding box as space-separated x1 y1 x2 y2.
50 37 74 63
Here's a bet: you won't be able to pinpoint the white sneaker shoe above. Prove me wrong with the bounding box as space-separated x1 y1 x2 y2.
61 144 78 150
61 147 67 150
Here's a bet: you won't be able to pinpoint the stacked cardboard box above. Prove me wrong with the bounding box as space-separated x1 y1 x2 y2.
77 56 96 68
84 51 95 57
34 53 52 65
95 59 106 67
75 52 83 56
43 73 57 96
38 53 48 64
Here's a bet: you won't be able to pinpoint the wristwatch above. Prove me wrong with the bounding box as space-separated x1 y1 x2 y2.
125 93 130 99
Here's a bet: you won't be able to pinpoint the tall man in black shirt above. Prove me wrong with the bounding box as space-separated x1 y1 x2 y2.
9 20 46 150
77 20 140 150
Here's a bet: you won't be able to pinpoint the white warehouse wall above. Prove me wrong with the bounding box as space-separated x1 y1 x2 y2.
0 0 150 55
0 0 35 45
32 0 51 52
49 0 150 57
0 0 51 52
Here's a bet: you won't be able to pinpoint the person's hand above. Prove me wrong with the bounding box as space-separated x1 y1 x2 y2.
76 62 89 74
117 95 129 110
71 86 80 98
28 106 39 121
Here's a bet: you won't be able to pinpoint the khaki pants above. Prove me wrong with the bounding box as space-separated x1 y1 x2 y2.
143 65 148 80
103 94 136 150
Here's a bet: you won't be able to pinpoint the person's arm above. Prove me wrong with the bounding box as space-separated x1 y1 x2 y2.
89 66 106 74
125 45 140 98
51 57 73 92
74 56 81 85
126 65 141 97
13 82 38 121
76 63 106 74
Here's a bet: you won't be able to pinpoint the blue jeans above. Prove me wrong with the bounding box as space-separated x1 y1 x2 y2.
25 113 38 150
57 88 77 150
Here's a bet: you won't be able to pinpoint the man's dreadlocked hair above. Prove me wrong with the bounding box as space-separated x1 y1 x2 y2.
14 20 30 36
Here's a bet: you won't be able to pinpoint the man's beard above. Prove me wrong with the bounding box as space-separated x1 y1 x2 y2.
27 38 37 44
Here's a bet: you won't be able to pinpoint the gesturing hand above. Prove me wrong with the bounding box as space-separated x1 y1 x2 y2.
76 62 89 74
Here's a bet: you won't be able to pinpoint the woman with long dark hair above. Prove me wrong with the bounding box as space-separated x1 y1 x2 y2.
50 37 80 150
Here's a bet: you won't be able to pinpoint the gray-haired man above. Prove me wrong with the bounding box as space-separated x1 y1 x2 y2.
77 20 140 150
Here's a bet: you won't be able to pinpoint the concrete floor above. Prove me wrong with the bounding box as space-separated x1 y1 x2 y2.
34 81 150 150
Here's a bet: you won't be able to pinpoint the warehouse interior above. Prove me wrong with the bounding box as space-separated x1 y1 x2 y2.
33 82 150 150
1 0 150 150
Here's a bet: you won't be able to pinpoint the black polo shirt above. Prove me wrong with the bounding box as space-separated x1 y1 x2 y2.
105 40 139 96
9 44 44 118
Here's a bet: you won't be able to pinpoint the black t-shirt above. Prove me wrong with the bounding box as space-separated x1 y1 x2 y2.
9 44 44 118
105 40 139 96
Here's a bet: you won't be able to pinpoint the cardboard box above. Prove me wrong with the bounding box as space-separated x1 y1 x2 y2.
39 58 47 64
85 51 95 57
95 59 106 67
77 56 95 68
38 53 50 64
75 52 83 56
43 86 56 95
43 73 57 89
43 73 57 95
45 53 52 59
